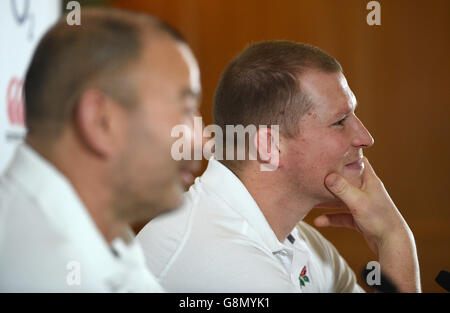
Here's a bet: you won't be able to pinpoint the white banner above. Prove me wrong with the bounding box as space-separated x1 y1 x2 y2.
0 0 60 174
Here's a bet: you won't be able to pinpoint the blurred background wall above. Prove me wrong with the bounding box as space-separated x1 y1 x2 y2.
110 0 449 292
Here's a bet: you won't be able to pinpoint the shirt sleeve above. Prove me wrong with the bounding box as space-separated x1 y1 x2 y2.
296 222 365 293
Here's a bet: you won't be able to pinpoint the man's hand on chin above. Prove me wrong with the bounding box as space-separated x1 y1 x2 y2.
313 157 421 293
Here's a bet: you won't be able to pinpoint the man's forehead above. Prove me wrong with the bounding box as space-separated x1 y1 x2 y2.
337 73 357 107
331 98 357 118
332 79 357 116
140 38 200 93
301 70 357 116
140 37 186 74
177 42 201 95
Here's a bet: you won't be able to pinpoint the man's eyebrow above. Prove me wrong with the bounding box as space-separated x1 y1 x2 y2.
333 100 358 118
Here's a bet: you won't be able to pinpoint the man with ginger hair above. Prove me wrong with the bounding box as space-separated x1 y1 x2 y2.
138 41 421 293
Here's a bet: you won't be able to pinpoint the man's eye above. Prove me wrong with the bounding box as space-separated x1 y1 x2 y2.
333 116 347 126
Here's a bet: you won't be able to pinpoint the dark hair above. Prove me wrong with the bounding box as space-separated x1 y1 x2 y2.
24 8 185 139
213 40 342 170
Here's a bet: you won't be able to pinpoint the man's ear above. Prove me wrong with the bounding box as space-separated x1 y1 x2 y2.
254 126 281 171
74 88 127 158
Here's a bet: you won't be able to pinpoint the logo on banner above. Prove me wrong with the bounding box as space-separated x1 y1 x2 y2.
6 77 26 127
11 0 30 24
5 77 26 142
10 0 35 40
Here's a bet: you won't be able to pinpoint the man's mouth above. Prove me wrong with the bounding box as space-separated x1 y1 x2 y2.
345 158 364 170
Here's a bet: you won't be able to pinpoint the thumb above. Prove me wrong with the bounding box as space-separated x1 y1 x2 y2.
325 173 362 212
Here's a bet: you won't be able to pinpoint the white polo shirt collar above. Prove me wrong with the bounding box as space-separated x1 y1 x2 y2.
199 157 293 254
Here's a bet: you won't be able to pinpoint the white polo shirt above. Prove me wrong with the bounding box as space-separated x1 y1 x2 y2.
137 157 364 292
0 144 163 292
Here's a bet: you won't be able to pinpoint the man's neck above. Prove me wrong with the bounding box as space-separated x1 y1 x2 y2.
27 137 129 245
237 167 316 242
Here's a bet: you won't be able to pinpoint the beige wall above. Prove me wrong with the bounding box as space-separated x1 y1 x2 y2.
115 0 450 292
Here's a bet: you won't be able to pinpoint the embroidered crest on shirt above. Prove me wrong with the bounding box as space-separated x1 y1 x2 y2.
298 266 310 287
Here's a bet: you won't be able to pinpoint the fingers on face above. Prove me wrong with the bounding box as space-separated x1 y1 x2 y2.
362 156 383 189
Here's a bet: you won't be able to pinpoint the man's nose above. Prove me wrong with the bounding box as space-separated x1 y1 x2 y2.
352 116 374 148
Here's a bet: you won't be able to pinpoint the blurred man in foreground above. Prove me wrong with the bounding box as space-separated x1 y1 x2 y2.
0 8 201 292
138 41 421 292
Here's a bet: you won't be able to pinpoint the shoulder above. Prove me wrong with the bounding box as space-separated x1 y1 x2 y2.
137 189 199 277
296 221 364 293
0 178 106 291
160 231 296 292
0 203 82 291
138 186 295 292
296 221 335 256
137 180 244 275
